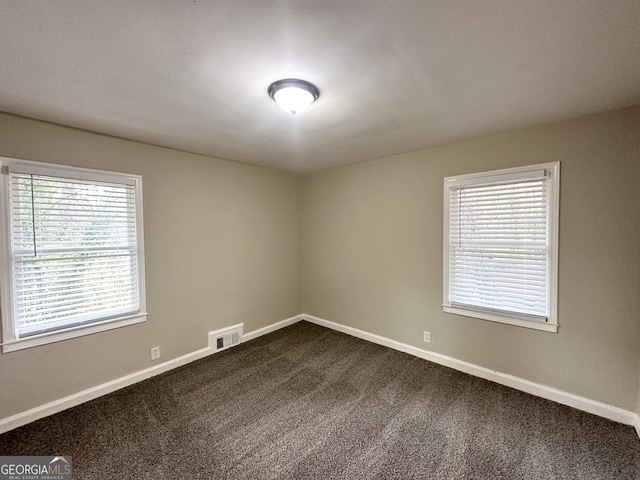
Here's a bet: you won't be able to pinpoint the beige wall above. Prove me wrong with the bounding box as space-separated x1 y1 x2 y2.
0 113 302 419
302 106 640 411
1 106 639 421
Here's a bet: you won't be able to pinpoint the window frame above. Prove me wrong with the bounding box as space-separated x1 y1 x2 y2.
442 162 560 332
0 157 148 352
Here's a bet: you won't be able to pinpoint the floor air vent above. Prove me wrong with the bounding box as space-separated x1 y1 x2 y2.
209 323 243 352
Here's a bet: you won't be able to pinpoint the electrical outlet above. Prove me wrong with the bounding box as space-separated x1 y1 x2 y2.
423 331 431 343
151 346 160 361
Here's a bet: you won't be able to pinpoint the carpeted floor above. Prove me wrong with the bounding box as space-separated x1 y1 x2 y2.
1 321 639 479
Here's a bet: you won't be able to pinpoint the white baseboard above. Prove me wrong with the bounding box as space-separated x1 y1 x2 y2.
302 314 640 433
3 312 638 440
0 346 213 435
0 314 302 435
242 314 304 343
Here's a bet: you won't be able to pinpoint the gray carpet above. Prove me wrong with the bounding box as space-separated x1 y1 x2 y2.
1 321 639 479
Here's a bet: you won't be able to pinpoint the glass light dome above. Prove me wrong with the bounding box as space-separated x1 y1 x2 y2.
268 79 319 116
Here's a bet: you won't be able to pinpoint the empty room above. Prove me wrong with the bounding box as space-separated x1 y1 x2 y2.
0 1 639 479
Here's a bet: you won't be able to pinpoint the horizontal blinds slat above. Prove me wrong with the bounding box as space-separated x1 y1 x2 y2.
452 183 546 196
448 288 548 304
450 283 547 299
451 222 548 229
451 187 546 202
16 294 138 320
450 249 547 260
450 253 547 264
9 211 135 220
9 171 141 336
17 296 138 318
11 198 135 208
12 229 137 238
15 281 138 316
16 292 138 319
451 278 546 289
13 239 136 250
11 193 134 203
18 304 139 332
451 273 546 284
448 175 549 318
450 288 547 304
15 272 138 297
450 177 545 190
16 281 138 317
450 266 546 275
10 192 134 203
16 279 137 292
15 263 137 285
16 263 137 281
13 235 135 244
454 179 545 190
451 233 547 239
446 170 546 188
450 202 546 210
451 223 548 229
10 172 135 190
450 284 547 300
451 198 546 210
451 213 547 222
14 249 135 258
16 287 138 322
449 271 548 286
452 234 547 241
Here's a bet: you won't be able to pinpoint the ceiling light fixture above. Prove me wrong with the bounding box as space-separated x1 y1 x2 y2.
268 78 319 116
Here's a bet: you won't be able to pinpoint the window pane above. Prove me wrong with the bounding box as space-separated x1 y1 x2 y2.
446 170 554 322
9 173 139 337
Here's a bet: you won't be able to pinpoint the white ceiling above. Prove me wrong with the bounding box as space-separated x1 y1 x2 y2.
1 1 639 173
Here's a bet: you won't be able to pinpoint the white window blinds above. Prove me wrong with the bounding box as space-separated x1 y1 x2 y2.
443 163 559 329
8 171 140 337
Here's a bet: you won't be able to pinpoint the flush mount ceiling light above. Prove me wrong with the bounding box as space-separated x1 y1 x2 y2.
268 78 319 116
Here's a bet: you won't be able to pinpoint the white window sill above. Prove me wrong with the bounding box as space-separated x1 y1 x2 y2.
1 313 148 353
443 306 558 332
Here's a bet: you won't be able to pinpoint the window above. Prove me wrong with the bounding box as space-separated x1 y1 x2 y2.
443 162 559 332
0 157 147 352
